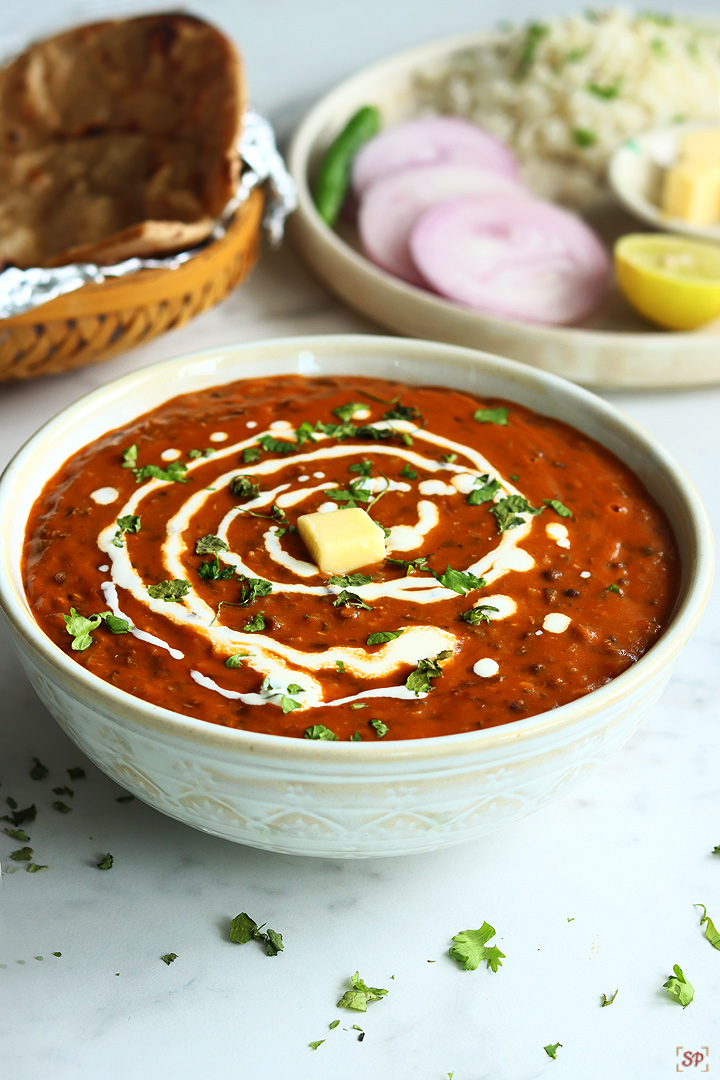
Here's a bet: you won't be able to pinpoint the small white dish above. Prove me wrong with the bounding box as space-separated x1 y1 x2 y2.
0 336 713 858
608 120 720 241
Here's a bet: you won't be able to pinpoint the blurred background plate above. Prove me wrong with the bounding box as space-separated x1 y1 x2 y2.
288 31 720 390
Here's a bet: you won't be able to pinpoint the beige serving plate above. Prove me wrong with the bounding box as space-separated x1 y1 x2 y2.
287 31 720 389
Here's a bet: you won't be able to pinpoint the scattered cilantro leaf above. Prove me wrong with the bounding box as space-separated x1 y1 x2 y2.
147 579 190 603
515 21 548 78
198 556 235 581
225 653 250 669
6 797 17 809
257 435 295 455
52 801 72 814
713 845 720 855
490 495 542 533
335 660 346 674
573 126 597 147
328 573 372 588
383 401 422 423
607 583 622 594
97 853 114 870
544 1043 562 1059
295 421 317 446
52 787 73 798
9 804 37 826
586 77 622 99
304 725 339 741
28 863 48 873
133 461 189 485
242 446 261 464
406 651 452 695
333 402 366 422
349 460 373 476
663 965 694 1007
3 827 30 841
30 757 48 781
696 904 720 951
238 577 272 607
544 499 572 518
601 989 618 1006
386 555 428 575
111 514 141 548
265 929 284 956
442 452 458 463
461 605 499 625
187 447 215 459
63 608 103 651
370 719 388 738
400 465 418 480
467 476 502 505
337 971 388 1012
121 444 138 469
10 846 33 861
309 1041 325 1051
449 923 505 972
229 475 260 500
350 703 368 710
333 590 373 611
430 565 486 594
314 419 357 441
367 630 404 645
350 731 362 741
329 1020 340 1030
196 534 229 555
161 953 178 965
242 612 266 633
281 696 302 714
103 614 130 635
229 913 283 956
474 406 509 426
67 768 85 780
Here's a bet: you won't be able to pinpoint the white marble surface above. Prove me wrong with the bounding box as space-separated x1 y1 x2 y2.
2 3 720 1078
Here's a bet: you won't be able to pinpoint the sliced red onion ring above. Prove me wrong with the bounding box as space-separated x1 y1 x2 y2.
358 164 525 285
409 194 611 324
352 116 519 196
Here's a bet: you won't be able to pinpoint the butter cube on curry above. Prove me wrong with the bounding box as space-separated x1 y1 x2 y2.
297 507 386 574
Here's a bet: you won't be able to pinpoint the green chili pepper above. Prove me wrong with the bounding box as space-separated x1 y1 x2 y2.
313 105 381 226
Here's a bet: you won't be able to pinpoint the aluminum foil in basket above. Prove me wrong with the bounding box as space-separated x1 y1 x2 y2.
0 111 297 319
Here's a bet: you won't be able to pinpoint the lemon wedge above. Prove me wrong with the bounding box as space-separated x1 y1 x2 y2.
615 233 720 330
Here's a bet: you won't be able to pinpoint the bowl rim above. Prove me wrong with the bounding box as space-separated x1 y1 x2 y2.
287 26 718 350
0 333 714 763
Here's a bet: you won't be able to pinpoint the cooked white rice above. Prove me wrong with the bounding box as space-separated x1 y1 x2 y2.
415 9 720 207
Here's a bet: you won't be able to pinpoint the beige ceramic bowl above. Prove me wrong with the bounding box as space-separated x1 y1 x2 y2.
288 32 720 388
0 336 713 857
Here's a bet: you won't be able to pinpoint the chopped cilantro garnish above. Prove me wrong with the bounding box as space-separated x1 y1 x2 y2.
198 556 235 581
304 725 339 741
696 904 720 951
544 1043 562 1059
30 757 48 781
6 804 37 827
430 565 486 594
187 447 215 459
663 965 694 1007
386 555 428 575
333 590 373 610
147 579 191 603
97 853 114 870
111 514 141 548
601 989 618 1006
515 21 548 78
461 605 499 625
52 801 72 814
442 452 458 463
337 971 388 1012
586 78 622 99
229 912 283 956
349 731 362 741
400 465 418 480
6 797 17 809
572 126 597 147
350 702 368 710
67 768 85 780
349 460 373 476
4 827 30 841
328 572 373 588
121 444 138 468
314 419 357 441
286 684 304 695
329 1020 340 1030
473 406 509 426
369 719 388 738
489 495 542 533
63 608 103 651
196 534 229 555
10 846 33 861
406 651 452 695
238 577 272 606
333 402 366 422
383 400 422 423
325 477 374 506
281 696 303 714
309 1041 325 1051
242 612 266 633
28 863 48 873
467 476 502 505
160 953 178 965
295 421 317 446
335 660 346 674
242 446 261 464
52 787 73 798
105 613 130 635
225 653 250 669
229 475 260 500
257 435 295 455
544 499 572 517
607 583 622 594
367 630 404 645
133 461 189 485
449 923 505 972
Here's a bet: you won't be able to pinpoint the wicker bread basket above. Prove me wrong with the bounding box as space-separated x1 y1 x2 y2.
0 187 264 382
